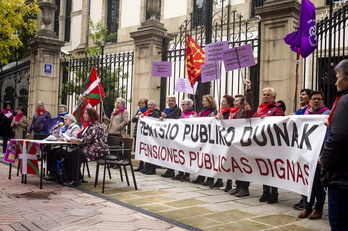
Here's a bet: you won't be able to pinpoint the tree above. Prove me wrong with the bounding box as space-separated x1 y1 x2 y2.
0 0 38 65
61 20 129 116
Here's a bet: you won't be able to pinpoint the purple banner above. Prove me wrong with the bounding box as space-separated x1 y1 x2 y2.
205 41 229 63
3 139 17 163
152 61 172 77
201 62 221 83
222 44 256 71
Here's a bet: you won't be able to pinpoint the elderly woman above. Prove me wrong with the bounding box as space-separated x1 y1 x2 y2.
138 100 161 175
210 94 235 189
44 114 80 181
64 108 108 186
254 87 285 204
133 98 148 171
172 98 196 181
0 101 16 155
192 94 218 186
104 97 129 138
11 106 29 139
27 101 52 136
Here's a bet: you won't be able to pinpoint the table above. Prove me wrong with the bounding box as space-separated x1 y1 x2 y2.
8 139 79 189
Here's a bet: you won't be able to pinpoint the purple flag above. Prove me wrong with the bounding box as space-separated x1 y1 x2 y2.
284 0 317 58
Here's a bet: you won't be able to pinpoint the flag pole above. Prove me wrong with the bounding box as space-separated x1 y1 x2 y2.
293 48 301 113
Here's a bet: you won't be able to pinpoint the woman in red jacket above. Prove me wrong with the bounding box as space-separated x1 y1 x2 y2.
254 87 285 204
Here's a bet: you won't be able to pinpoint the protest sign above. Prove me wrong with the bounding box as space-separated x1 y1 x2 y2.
175 78 198 94
201 62 221 83
222 44 256 71
152 61 172 77
135 115 327 196
205 41 229 63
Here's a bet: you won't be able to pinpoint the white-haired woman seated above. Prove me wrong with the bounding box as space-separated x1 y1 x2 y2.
44 114 80 181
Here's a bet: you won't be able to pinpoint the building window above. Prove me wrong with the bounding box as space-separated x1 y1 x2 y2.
107 0 120 42
54 0 60 36
145 0 161 20
192 0 206 28
251 0 265 18
65 0 71 42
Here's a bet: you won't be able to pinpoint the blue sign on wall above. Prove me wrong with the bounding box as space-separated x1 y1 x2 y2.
44 64 52 75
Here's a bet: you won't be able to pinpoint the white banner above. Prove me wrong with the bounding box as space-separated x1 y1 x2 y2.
135 115 327 196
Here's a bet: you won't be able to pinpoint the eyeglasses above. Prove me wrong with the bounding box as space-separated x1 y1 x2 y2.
181 104 187 106
311 98 323 101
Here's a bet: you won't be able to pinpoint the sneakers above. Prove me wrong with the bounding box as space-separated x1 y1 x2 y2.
235 189 250 197
293 198 304 210
229 187 241 195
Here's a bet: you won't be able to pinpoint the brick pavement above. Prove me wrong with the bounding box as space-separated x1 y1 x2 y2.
0 162 186 231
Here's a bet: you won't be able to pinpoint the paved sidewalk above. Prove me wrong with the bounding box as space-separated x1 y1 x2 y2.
0 160 331 231
0 162 185 231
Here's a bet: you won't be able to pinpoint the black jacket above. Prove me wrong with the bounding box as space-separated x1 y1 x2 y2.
165 105 182 119
321 88 348 189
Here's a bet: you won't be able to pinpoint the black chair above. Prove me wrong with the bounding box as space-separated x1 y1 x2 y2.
94 138 137 193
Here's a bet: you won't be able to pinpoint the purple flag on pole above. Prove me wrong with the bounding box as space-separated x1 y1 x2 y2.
284 0 317 58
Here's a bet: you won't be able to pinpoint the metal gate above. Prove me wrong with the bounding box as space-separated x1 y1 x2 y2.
61 51 134 120
305 1 348 108
162 1 260 111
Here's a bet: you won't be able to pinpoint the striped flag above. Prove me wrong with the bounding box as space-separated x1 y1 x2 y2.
73 66 105 123
186 34 205 87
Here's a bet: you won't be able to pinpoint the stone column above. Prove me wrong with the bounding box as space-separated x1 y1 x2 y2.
255 0 300 113
28 1 64 122
130 0 170 114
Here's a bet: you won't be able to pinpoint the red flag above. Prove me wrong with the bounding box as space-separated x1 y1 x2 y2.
186 34 205 87
73 66 105 123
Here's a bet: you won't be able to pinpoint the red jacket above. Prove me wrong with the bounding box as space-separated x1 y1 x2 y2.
254 101 285 117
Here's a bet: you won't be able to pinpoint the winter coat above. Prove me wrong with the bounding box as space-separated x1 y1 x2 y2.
11 115 29 139
28 110 52 134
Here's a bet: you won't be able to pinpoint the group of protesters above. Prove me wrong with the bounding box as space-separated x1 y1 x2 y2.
2 59 348 230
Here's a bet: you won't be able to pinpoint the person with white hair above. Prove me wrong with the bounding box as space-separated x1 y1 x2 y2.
138 100 161 175
44 114 80 181
103 97 129 139
27 101 52 136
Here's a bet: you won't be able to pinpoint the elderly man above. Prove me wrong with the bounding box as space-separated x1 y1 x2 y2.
160 95 181 178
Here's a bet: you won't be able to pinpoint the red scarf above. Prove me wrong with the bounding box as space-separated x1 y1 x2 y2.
143 109 154 116
327 95 343 125
37 109 46 115
218 108 230 115
254 103 268 117
229 107 240 119
76 121 92 137
14 113 24 128
113 106 126 115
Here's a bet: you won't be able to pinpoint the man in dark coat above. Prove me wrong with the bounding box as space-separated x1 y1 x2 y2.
160 96 181 178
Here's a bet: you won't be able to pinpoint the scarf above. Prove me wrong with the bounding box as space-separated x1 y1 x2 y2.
229 107 240 119
59 112 69 118
13 113 24 128
219 108 230 117
327 95 343 125
61 126 68 133
305 105 330 115
294 105 310 115
76 121 92 137
138 107 147 114
113 106 126 115
254 103 269 117
182 110 196 118
2 109 14 119
199 107 214 117
37 109 46 116
143 109 155 116
164 107 173 115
